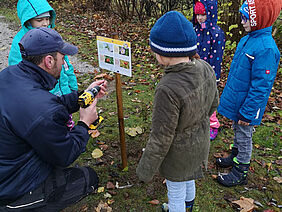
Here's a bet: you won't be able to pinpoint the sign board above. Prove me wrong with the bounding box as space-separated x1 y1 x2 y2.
97 36 132 77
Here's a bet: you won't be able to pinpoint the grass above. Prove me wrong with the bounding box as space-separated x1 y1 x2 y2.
0 3 281 212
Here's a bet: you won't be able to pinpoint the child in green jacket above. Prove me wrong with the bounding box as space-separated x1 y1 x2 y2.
9 0 78 129
136 11 218 212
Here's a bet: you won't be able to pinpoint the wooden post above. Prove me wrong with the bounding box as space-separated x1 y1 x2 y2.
112 33 128 169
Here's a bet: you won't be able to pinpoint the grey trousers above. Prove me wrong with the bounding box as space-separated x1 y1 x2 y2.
232 121 254 164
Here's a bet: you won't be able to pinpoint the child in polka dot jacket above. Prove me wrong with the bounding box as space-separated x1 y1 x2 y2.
193 0 225 140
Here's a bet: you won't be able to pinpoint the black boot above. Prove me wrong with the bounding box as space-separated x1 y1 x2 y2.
216 147 238 168
217 158 249 187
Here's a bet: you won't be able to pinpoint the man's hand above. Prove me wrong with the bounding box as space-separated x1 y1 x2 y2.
238 120 250 126
79 98 98 127
86 80 108 99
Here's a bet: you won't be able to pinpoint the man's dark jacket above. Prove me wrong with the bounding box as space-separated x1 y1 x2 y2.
0 60 89 200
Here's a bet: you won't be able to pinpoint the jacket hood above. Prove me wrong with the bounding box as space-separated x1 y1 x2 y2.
17 0 56 28
193 0 219 27
245 0 282 31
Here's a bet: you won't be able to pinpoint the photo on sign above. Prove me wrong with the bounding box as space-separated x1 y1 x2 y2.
104 56 114 65
99 43 113 53
119 59 129 69
119 46 129 56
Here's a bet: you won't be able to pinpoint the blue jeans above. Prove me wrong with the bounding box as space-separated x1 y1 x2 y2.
166 180 195 212
232 122 254 164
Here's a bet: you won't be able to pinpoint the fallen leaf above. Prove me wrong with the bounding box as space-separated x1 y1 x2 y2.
96 140 105 145
125 127 143 137
95 201 112 212
104 193 112 198
273 176 282 184
107 190 117 196
94 73 109 80
80 205 88 212
135 126 143 134
98 187 105 193
232 197 258 212
100 144 109 151
104 74 114 81
254 144 260 149
125 127 137 136
266 163 272 171
90 130 100 138
92 149 103 159
213 152 229 158
106 181 115 189
211 174 218 179
122 166 129 172
107 199 115 205
148 199 160 205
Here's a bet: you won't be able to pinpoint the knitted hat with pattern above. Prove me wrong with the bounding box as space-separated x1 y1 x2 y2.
149 11 197 57
195 1 206 15
239 1 249 19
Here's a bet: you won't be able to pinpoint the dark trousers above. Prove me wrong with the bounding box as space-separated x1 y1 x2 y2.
0 166 99 212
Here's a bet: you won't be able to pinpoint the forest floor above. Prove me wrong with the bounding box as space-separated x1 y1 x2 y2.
0 2 281 212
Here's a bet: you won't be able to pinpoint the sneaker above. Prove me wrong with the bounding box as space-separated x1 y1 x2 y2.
210 128 218 140
217 158 249 187
216 147 238 168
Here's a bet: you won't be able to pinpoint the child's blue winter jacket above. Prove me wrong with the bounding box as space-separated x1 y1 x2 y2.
8 0 78 96
193 0 225 81
218 26 280 125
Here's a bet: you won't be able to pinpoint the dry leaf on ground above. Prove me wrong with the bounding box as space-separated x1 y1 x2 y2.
232 197 258 212
92 148 103 159
97 187 105 193
125 126 143 137
106 181 115 189
95 201 112 212
273 176 282 184
90 130 100 138
148 199 160 205
211 174 218 179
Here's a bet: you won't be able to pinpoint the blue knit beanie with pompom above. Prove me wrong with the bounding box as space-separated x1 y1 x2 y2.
149 11 197 57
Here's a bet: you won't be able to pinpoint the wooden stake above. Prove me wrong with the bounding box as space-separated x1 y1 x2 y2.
112 33 128 169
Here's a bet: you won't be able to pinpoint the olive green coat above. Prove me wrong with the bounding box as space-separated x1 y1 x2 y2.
136 59 219 182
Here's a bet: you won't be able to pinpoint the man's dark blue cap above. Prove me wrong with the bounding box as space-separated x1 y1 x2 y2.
19 27 78 57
